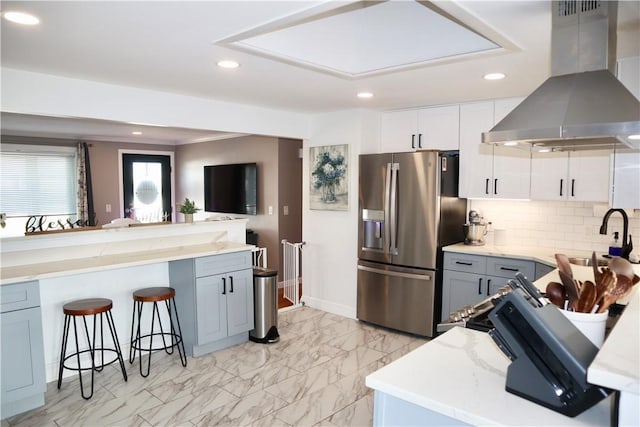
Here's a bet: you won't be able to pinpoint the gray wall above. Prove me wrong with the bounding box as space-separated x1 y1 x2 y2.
175 135 302 277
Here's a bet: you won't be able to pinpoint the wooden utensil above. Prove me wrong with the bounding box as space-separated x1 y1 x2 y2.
595 269 616 309
597 275 632 313
559 270 580 311
576 280 597 313
555 253 574 279
608 257 635 280
545 281 567 308
591 251 601 285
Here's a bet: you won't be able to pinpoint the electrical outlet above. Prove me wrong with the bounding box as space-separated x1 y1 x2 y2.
268 206 273 215
284 205 289 216
106 204 112 213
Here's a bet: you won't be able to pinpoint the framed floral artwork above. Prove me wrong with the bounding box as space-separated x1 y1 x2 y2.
309 144 348 211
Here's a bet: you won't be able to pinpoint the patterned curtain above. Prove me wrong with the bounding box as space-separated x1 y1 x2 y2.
76 142 95 226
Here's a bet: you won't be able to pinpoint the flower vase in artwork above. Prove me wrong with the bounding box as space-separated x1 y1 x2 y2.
313 151 345 204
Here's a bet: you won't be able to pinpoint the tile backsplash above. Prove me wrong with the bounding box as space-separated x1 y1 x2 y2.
468 200 639 255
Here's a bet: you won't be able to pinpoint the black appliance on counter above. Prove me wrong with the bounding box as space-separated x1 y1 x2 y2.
488 282 612 417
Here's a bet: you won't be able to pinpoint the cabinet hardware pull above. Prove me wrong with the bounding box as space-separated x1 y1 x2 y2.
500 267 519 272
560 178 563 196
478 278 482 295
487 279 491 296
229 276 234 293
455 261 473 266
485 179 490 195
418 134 422 149
494 178 498 195
222 277 226 295
571 179 575 197
411 134 416 149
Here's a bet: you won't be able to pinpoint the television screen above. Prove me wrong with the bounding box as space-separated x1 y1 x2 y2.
204 163 257 215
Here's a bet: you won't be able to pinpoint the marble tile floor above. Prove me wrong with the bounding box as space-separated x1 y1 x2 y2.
4 307 428 427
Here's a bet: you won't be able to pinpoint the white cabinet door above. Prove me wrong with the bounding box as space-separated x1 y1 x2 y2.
610 151 640 208
380 110 419 153
459 101 494 198
568 150 611 202
491 97 531 199
531 151 568 200
531 150 610 202
418 105 460 150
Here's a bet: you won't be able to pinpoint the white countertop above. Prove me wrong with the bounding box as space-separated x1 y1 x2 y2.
366 327 612 426
443 242 599 267
0 241 252 285
368 243 640 425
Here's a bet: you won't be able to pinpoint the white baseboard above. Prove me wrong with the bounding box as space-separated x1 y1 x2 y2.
301 295 356 320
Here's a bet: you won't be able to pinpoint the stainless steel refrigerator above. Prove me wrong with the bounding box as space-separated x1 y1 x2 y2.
357 150 466 337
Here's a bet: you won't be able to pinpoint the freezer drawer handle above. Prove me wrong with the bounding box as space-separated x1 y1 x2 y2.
357 265 431 281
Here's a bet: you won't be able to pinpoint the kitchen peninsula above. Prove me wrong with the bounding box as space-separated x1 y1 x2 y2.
366 244 640 426
0 220 254 418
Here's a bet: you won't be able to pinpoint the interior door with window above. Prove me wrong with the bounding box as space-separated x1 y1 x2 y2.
122 154 172 223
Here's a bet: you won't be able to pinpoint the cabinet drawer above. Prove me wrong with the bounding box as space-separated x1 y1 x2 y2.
443 252 486 274
1 281 40 313
195 251 252 278
486 257 535 280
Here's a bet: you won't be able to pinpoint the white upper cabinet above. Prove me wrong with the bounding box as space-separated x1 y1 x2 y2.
531 150 611 202
418 105 460 151
610 151 640 209
380 105 459 152
459 98 530 199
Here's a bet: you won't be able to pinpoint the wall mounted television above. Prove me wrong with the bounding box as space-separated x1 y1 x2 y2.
204 163 257 215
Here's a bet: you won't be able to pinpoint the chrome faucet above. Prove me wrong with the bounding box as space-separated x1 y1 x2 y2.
599 208 633 259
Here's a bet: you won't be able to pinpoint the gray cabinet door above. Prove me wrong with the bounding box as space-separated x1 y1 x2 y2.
442 270 486 321
226 269 254 337
195 274 227 344
1 307 46 407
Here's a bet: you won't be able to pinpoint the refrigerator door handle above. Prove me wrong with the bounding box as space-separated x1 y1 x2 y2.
384 163 392 255
389 163 399 255
357 264 432 281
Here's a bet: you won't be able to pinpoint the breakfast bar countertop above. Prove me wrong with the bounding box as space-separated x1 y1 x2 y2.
0 241 252 285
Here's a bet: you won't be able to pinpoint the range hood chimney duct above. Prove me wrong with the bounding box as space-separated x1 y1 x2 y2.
483 0 640 151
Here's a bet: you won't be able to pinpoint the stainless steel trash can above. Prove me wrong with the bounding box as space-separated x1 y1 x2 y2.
249 267 279 343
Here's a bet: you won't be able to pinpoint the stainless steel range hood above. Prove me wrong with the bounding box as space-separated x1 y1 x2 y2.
483 0 640 151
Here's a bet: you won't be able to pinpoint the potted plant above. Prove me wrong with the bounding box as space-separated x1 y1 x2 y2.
179 198 200 223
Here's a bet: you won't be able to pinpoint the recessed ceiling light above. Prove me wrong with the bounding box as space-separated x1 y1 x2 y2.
217 60 240 69
3 11 40 25
357 92 373 99
628 134 640 140
131 131 142 135
483 73 506 81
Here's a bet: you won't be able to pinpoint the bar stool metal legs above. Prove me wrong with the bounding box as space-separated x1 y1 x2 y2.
57 298 127 400
129 287 187 377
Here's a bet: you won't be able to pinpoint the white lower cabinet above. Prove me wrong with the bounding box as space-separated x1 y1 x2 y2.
441 252 536 321
531 150 611 202
170 250 254 357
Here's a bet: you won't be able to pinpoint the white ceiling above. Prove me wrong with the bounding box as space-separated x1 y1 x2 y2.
1 0 638 144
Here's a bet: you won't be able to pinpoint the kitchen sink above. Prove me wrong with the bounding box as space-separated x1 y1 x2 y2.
568 256 608 267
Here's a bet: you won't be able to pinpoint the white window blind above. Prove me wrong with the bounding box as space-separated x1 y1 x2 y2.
1 144 77 217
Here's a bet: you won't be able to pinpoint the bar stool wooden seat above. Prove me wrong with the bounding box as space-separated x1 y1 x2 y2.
129 287 187 377
57 298 127 399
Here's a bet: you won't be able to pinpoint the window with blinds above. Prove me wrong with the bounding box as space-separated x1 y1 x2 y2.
1 144 77 217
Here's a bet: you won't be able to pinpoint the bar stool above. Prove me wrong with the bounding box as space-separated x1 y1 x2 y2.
129 287 187 377
57 298 128 399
